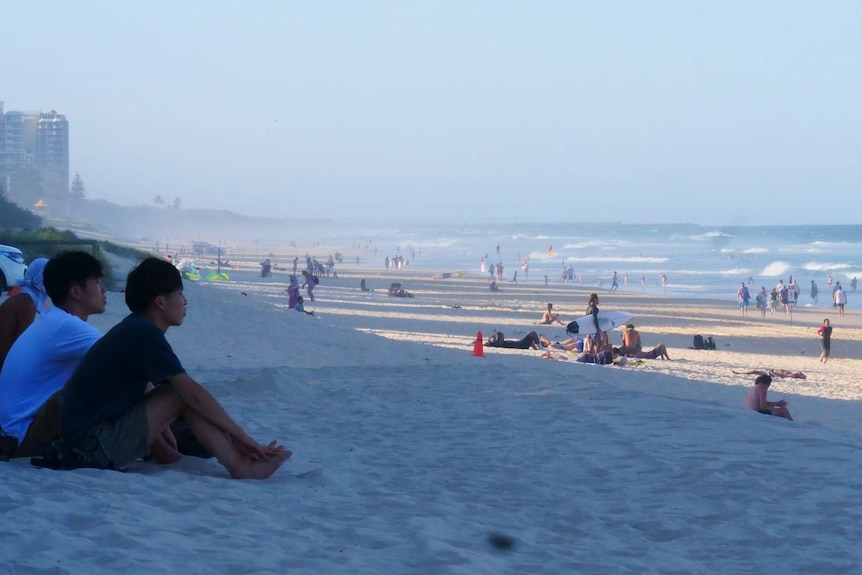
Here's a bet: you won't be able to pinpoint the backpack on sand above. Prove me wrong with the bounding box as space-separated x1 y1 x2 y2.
704 336 717 350
693 335 705 350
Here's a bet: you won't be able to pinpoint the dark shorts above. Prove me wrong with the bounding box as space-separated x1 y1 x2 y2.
77 401 150 469
15 389 64 458
757 409 773 416
643 349 660 360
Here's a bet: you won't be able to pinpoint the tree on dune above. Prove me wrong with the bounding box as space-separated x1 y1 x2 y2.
70 172 86 202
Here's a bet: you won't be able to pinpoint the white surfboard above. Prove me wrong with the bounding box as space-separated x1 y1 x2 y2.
566 311 634 335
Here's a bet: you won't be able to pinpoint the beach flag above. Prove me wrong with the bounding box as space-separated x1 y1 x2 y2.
473 331 484 357
547 245 554 257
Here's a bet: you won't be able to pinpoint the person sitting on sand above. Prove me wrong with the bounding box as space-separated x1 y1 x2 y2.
54 257 291 478
618 324 643 356
486 331 541 350
286 275 300 308
294 296 314 316
575 331 614 364
539 303 564 325
0 258 49 371
0 252 106 460
360 279 371 292
744 374 793 421
489 281 500 292
731 369 806 380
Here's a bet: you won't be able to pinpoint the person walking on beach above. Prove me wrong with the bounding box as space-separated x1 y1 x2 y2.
56 257 291 478
756 286 767 318
609 272 619 294
818 318 832 363
301 270 317 301
586 293 601 333
810 280 819 303
744 375 793 421
834 286 847 317
769 287 779 315
780 283 790 315
737 282 750 317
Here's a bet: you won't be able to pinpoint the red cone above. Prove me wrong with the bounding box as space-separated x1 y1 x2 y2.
473 331 485 357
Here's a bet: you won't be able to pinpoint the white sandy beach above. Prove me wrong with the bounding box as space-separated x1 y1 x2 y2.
3 254 862 574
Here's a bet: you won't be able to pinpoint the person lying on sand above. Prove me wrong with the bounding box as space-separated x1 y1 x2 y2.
539 303 564 325
537 335 578 351
744 374 793 421
52 257 291 479
615 344 671 361
731 369 806 380
486 331 541 350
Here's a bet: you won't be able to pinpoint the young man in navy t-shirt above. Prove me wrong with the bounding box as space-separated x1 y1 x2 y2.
60 257 290 478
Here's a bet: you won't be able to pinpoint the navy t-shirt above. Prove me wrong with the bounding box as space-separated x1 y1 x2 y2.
61 314 186 444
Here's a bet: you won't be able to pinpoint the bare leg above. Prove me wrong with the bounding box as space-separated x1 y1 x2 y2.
772 406 793 421
150 435 181 464
144 385 289 479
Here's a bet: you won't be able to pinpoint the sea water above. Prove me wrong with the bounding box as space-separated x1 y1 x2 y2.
333 223 862 309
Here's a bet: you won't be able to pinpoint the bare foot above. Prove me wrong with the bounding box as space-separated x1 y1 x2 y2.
230 450 292 480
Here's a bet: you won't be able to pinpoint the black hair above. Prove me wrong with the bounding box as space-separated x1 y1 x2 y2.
43 251 103 306
755 375 772 386
124 257 183 313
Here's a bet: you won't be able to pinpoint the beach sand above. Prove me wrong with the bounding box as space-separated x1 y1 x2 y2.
2 256 862 573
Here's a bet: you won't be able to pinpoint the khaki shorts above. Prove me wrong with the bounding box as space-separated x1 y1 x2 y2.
85 401 149 469
15 389 65 458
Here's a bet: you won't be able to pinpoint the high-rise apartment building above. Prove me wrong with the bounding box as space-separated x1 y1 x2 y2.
0 101 69 206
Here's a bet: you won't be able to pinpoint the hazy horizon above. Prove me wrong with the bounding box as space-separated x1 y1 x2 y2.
5 1 861 226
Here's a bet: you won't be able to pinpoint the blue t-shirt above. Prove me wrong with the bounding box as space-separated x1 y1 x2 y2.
61 314 186 444
0 307 102 440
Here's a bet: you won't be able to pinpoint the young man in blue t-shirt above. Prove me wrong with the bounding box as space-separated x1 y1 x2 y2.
59 257 290 478
0 252 106 458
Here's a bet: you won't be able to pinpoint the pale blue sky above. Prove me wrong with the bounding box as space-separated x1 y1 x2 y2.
3 1 860 224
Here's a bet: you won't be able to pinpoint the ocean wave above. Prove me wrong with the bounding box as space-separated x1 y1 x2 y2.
561 240 628 250
742 247 768 254
760 262 793 277
559 256 670 264
685 231 736 241
802 262 852 272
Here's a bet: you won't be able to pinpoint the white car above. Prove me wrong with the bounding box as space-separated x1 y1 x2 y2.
0 244 28 293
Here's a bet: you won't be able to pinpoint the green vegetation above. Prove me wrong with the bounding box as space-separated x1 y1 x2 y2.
0 228 153 291
0 185 42 229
